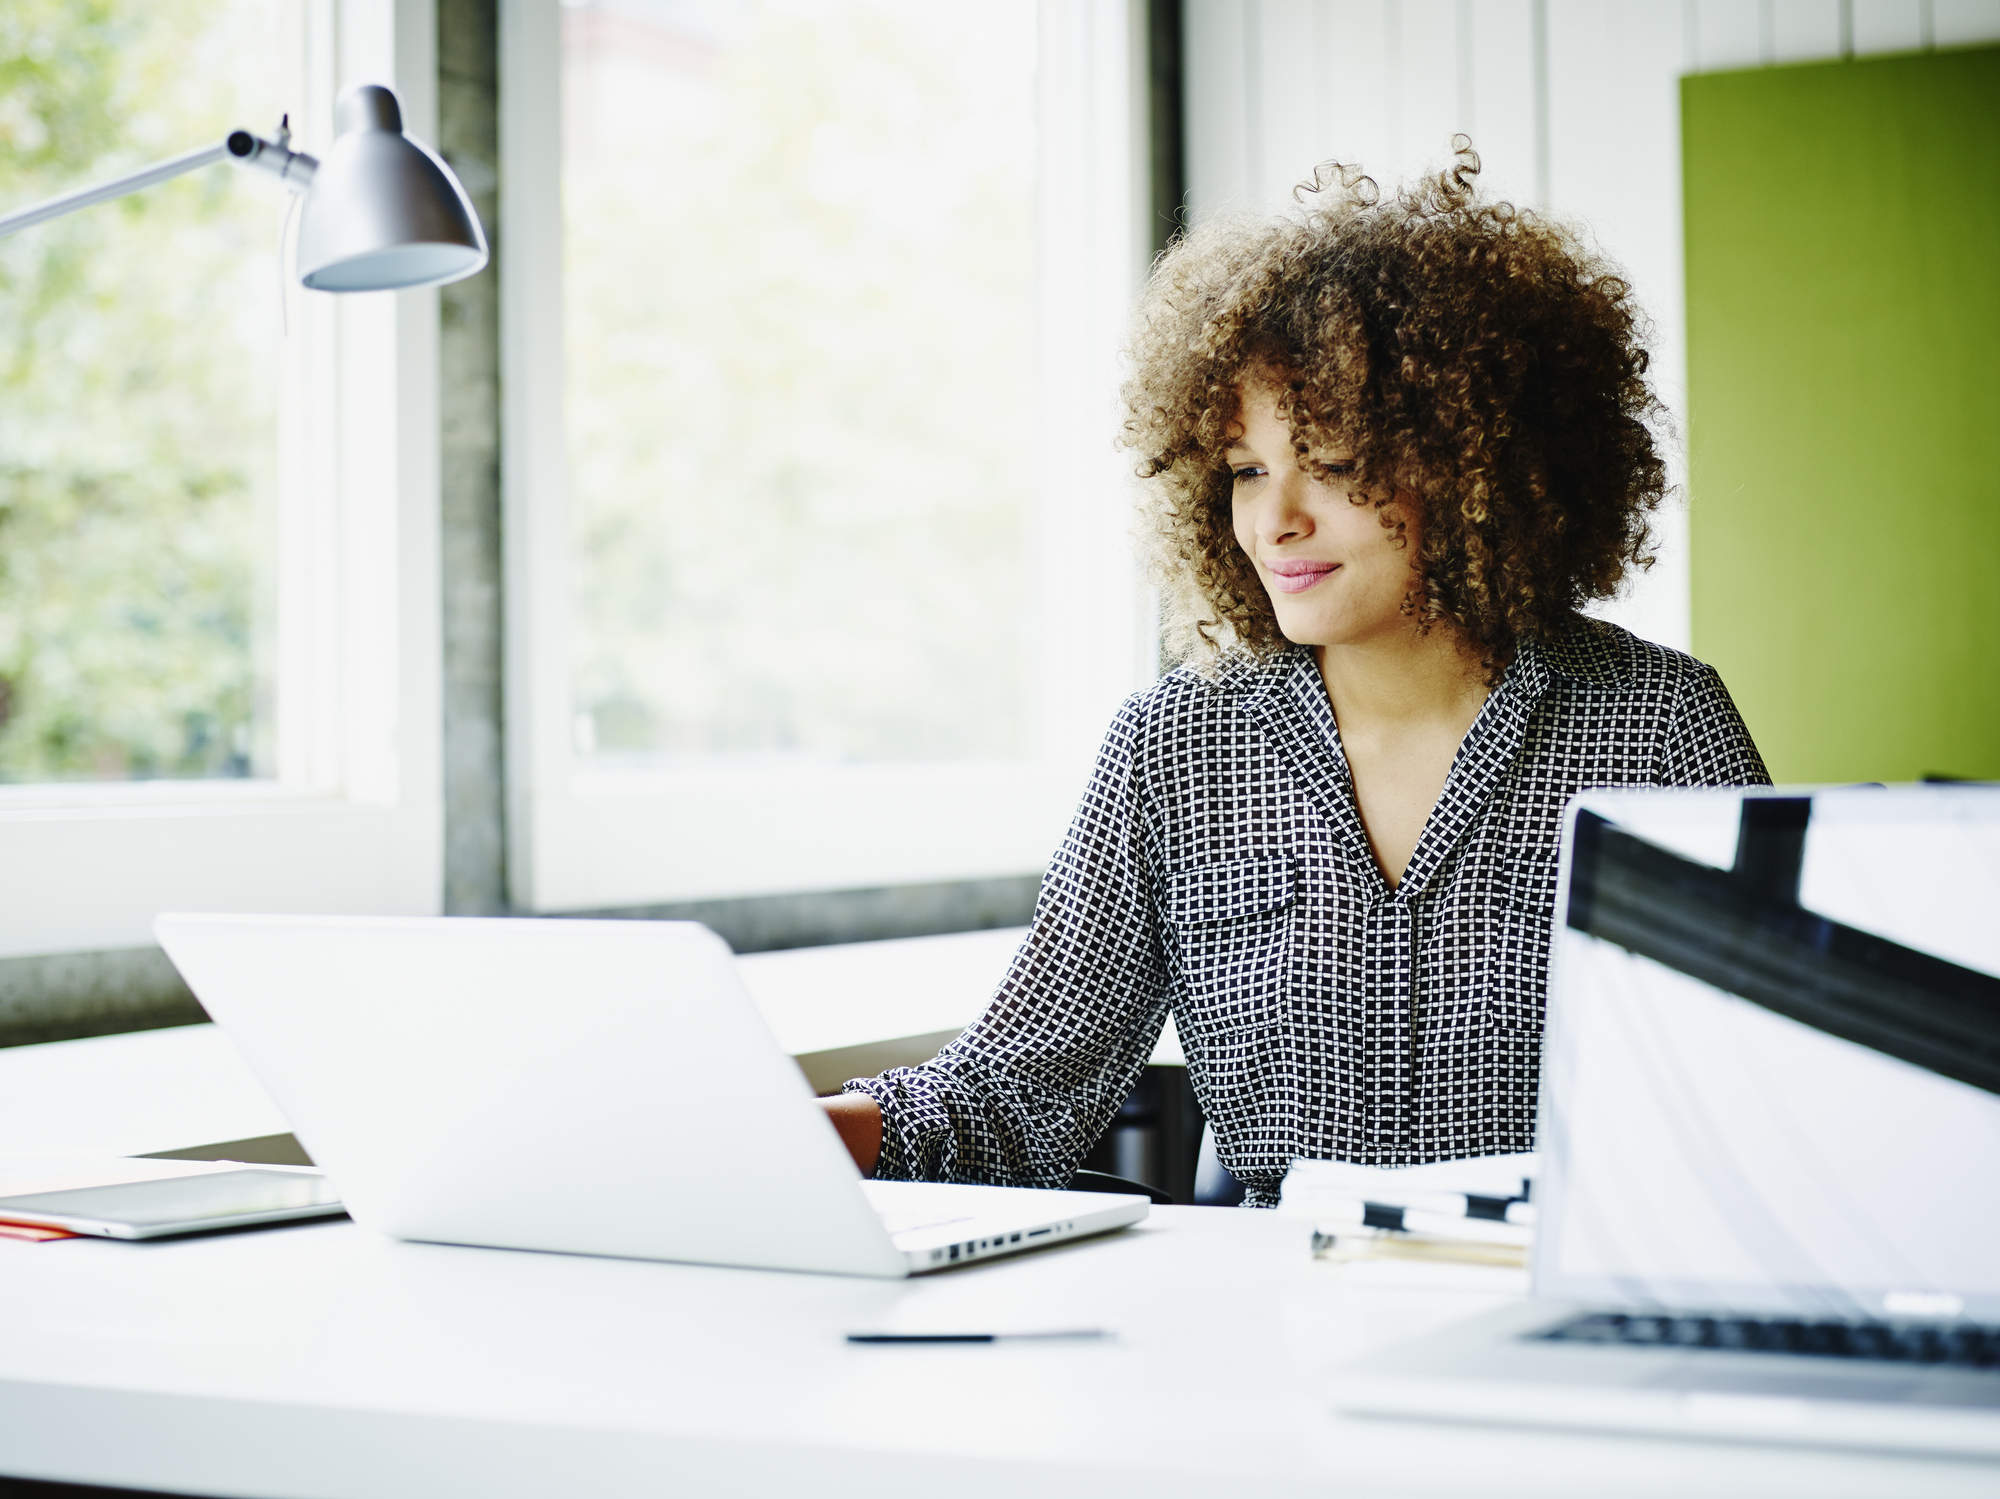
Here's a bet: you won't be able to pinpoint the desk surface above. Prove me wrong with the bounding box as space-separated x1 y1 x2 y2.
1 1209 1993 1499
0 937 1989 1497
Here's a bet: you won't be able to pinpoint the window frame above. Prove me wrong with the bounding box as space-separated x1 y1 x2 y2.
0 0 446 960
499 0 1155 913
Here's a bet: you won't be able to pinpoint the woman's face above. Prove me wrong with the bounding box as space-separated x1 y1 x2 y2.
1227 381 1422 650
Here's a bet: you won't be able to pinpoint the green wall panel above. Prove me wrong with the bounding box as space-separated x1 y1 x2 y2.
1684 45 2000 783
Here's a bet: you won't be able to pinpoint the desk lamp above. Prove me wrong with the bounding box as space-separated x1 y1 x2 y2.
0 84 487 292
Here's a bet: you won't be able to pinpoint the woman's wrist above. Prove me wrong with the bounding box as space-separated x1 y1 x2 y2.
821 1092 883 1177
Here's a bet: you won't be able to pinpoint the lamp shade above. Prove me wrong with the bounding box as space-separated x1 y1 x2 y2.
295 85 488 292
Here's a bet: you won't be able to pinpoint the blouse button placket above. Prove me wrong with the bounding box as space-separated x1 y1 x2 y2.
1363 890 1417 1159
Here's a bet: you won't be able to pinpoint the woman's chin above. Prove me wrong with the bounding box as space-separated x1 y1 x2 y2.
1271 604 1359 648
1276 609 1424 652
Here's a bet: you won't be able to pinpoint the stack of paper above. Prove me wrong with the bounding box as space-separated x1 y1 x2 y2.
1279 1153 1538 1266
0 1220 75 1242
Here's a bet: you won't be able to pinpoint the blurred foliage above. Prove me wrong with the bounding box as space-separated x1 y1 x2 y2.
0 0 289 782
564 0 1037 763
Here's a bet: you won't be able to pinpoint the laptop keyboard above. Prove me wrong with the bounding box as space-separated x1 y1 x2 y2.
1538 1312 2000 1369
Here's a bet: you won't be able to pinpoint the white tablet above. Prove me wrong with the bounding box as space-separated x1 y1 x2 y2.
0 1168 345 1239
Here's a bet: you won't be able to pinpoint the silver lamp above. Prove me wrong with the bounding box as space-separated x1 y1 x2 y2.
0 84 488 293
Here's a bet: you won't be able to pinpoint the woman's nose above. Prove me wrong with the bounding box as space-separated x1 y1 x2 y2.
1256 470 1314 545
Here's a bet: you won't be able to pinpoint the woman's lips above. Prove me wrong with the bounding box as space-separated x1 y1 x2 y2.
1266 560 1338 594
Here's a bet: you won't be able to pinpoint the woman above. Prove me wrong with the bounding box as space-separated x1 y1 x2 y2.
822 147 1768 1206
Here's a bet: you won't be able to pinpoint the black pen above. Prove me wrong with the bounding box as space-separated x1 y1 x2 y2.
846 1329 1110 1344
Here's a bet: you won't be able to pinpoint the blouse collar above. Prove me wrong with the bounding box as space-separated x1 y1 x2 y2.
1240 632 1573 903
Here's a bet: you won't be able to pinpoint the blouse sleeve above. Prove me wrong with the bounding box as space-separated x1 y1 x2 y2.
841 698 1173 1188
1657 662 1773 787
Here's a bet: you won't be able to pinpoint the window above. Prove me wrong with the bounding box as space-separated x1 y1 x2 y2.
0 0 295 784
0 0 445 960
503 0 1152 911
563 1 1037 768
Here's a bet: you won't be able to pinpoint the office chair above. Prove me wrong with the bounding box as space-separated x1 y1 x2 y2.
1070 1126 1247 1207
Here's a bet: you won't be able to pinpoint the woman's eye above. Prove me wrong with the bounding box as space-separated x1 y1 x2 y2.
1230 465 1266 484
1322 460 1356 476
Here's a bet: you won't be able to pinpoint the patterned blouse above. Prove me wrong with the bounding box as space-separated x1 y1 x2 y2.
844 619 1770 1207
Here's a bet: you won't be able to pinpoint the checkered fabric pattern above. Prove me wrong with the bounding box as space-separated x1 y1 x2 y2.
844 619 1770 1207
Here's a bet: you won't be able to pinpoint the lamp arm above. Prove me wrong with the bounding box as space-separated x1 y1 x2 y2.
0 128 319 242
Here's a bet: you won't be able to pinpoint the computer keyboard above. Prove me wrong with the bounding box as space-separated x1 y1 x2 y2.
1537 1312 2000 1368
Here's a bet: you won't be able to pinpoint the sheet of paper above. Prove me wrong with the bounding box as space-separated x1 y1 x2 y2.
0 1220 77 1242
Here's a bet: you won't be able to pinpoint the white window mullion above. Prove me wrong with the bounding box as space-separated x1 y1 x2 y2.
499 0 570 913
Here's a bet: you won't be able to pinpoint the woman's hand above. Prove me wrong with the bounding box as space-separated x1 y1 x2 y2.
820 1093 883 1176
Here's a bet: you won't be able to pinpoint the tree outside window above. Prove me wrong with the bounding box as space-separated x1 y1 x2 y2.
0 0 294 783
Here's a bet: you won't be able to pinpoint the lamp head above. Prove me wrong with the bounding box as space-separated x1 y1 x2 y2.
295 85 488 292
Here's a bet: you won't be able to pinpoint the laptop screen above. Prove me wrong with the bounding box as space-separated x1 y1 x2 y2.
1533 785 2000 1321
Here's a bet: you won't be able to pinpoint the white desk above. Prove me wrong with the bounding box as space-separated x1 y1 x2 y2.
1 1210 1993 1498
0 940 1989 1496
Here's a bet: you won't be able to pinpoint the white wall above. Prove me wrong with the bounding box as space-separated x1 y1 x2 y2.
1182 0 2000 654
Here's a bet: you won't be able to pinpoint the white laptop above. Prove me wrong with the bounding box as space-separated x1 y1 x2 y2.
152 914 1145 1277
1327 784 2000 1456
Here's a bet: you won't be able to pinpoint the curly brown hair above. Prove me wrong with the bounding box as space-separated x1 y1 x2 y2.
1121 141 1666 676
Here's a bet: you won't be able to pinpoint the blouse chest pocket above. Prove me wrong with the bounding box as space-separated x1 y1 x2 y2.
1162 853 1295 929
1161 854 1295 1032
1478 894 1555 1038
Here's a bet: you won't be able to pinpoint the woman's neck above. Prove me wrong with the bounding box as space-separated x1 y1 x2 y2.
1313 623 1497 887
1315 622 1492 738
